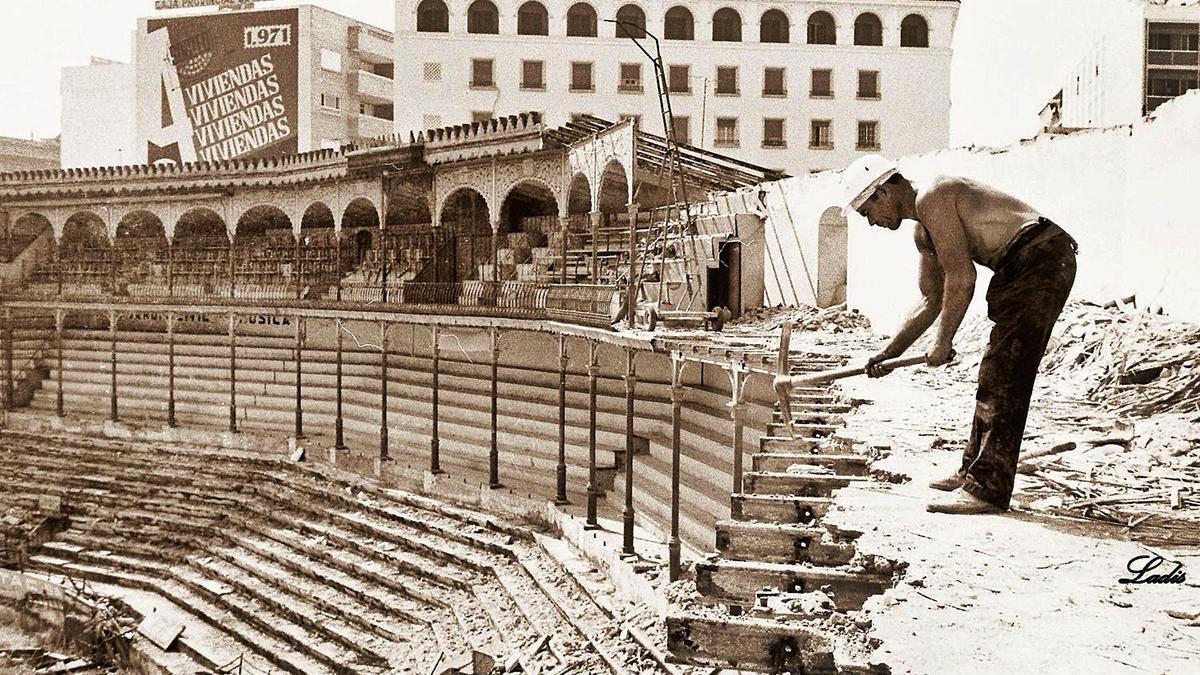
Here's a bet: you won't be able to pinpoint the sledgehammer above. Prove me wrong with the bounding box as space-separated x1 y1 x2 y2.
772 323 931 438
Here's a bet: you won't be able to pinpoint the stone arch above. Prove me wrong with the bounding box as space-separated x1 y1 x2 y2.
438 187 491 234
664 6 694 40
235 204 293 240
854 12 883 46
760 8 789 43
499 178 559 236
712 8 742 42
597 160 630 215
342 197 380 230
301 201 335 231
387 173 434 228
567 172 592 216
816 206 848 307
173 207 228 243
115 210 168 291
614 4 646 38
62 211 110 250
807 10 836 45
9 211 53 244
901 13 929 47
518 1 549 36
416 0 449 32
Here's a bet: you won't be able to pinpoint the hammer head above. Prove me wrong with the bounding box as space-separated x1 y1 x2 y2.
772 322 797 439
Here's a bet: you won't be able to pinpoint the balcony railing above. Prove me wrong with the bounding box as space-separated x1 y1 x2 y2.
351 69 394 103
350 25 393 64
1148 49 1199 67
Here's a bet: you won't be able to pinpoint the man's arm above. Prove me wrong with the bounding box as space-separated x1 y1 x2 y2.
866 234 944 377
920 185 976 365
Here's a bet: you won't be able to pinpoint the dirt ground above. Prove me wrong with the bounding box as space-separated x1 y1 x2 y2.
827 356 1200 674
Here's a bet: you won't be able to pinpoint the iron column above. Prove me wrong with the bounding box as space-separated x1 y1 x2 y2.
293 316 304 439
335 318 345 449
622 348 637 556
380 321 389 461
669 354 686 581
109 311 118 422
488 325 501 489
54 310 63 418
228 313 237 432
554 334 568 505
430 324 443 474
585 340 600 528
166 313 176 428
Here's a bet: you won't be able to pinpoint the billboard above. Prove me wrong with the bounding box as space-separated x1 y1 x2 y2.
140 8 299 164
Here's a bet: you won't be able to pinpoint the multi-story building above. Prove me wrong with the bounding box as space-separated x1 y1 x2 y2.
1055 0 1200 129
393 1 959 174
61 4 395 168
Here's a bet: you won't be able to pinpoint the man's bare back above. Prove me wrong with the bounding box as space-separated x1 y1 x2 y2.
914 176 1042 269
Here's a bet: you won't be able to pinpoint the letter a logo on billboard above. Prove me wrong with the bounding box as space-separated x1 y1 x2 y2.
142 8 300 164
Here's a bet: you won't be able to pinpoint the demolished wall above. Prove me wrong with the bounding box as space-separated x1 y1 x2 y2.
729 90 1200 332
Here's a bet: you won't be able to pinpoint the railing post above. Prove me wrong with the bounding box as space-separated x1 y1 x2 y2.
589 210 601 283
228 241 236 299
626 204 639 330
669 353 686 582
558 215 569 284
108 310 118 422
293 316 304 439
166 312 176 428
380 228 390 303
430 324 443 474
167 240 174 298
728 360 749 497
335 230 343 302
379 320 389 461
334 318 345 449
54 238 63 296
490 224 500 283
554 334 569 505
622 347 637 555
54 309 64 418
228 313 237 432
585 339 600 528
488 325 501 489
294 234 302 300
2 308 13 411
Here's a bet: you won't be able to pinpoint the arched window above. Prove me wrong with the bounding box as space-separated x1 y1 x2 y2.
760 9 789 44
566 3 598 37
664 6 694 40
901 14 929 47
517 1 549 36
712 8 742 42
854 13 882 46
615 4 646 39
807 11 836 45
416 0 449 32
467 0 499 34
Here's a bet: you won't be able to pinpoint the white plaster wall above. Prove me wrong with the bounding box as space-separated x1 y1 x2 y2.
393 0 956 174
1060 0 1145 128
60 62 137 169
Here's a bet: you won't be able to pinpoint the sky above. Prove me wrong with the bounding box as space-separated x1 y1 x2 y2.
0 0 1106 148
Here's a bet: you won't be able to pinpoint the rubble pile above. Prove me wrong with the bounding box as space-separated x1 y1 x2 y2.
734 303 872 333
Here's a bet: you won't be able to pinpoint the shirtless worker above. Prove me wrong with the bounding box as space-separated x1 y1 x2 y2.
839 155 1078 515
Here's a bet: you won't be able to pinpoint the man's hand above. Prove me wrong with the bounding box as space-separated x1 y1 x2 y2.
865 351 895 378
926 342 955 367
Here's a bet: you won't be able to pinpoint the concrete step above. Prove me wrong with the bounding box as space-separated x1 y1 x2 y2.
742 471 869 498
666 612 848 674
729 493 834 526
751 452 870 476
714 520 856 566
694 559 890 611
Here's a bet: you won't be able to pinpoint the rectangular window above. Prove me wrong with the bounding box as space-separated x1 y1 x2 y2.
763 118 786 148
763 67 786 96
810 119 832 149
811 69 832 97
471 58 494 87
522 60 544 90
715 117 738 147
672 115 690 145
857 121 880 150
620 63 642 92
319 93 340 110
668 65 690 93
570 61 594 91
858 70 880 99
320 48 342 73
716 66 738 95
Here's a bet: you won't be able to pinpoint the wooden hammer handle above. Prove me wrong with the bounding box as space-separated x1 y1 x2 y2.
780 354 930 388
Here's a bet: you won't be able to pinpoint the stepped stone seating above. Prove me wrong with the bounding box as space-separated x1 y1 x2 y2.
23 325 766 554
0 430 624 673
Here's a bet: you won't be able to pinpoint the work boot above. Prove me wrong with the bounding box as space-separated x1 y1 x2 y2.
928 470 966 492
926 488 1004 515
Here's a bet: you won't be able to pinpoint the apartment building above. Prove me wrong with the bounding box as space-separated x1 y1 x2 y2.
393 0 960 173
1055 0 1200 129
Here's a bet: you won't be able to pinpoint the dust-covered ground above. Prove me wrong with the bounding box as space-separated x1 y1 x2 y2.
814 302 1200 674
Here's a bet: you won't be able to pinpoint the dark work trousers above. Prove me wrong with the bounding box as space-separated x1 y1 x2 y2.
960 221 1078 509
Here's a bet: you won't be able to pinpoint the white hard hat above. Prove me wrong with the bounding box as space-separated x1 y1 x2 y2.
840 154 898 216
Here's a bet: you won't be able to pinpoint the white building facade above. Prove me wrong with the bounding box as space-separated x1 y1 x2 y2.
393 0 959 174
1057 0 1200 129
61 58 138 169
